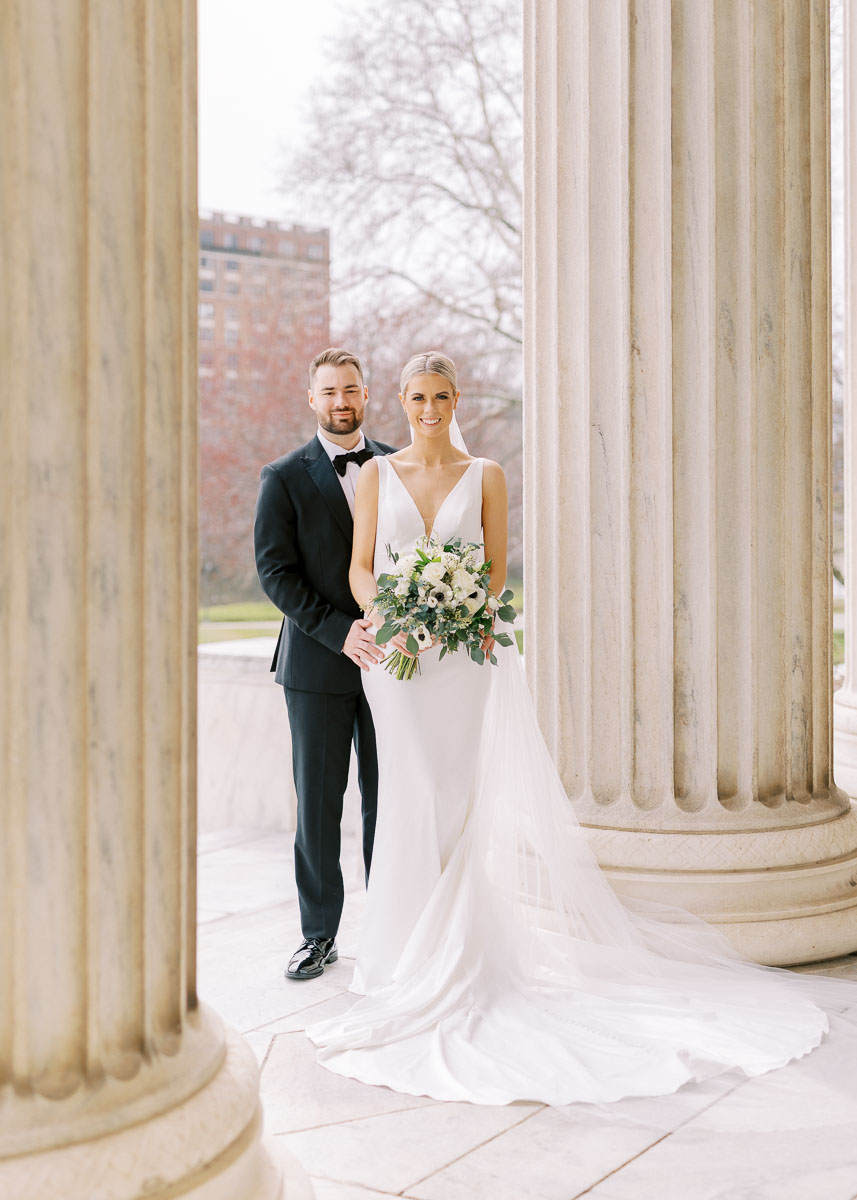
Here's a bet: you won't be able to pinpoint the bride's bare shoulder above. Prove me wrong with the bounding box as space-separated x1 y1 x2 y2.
481 459 506 482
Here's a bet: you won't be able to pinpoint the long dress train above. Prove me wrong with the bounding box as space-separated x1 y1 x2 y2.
307 454 857 1108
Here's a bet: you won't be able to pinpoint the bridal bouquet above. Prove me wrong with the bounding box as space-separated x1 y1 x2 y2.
371 536 517 681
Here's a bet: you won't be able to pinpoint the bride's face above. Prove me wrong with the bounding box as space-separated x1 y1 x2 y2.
400 373 459 437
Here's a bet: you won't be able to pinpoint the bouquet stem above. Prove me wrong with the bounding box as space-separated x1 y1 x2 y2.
383 650 421 681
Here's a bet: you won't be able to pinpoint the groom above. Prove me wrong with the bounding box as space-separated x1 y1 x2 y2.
254 347 395 980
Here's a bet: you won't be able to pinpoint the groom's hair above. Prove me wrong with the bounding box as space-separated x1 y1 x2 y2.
309 347 364 389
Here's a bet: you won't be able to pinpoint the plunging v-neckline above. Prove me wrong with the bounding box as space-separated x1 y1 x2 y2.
386 457 479 538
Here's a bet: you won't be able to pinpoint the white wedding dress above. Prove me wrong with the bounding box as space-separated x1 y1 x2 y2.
307 454 857 1108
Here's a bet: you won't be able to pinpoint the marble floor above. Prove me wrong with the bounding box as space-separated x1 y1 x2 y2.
197 827 857 1200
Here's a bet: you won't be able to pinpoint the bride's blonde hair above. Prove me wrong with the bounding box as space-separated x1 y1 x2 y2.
399 352 458 396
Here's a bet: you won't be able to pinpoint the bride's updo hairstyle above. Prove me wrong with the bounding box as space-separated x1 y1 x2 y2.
399 352 458 397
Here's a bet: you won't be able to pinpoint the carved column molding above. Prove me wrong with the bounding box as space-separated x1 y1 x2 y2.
0 2 290 1195
834 0 857 795
524 0 857 964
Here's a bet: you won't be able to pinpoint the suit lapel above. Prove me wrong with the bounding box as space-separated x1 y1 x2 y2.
302 437 354 542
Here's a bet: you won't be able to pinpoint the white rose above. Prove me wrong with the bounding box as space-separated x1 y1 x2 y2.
487 594 500 612
466 548 485 571
420 560 446 586
450 567 476 594
395 578 411 597
396 553 418 578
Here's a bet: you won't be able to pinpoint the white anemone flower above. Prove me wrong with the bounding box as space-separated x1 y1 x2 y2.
461 586 486 616
413 625 432 649
427 581 453 608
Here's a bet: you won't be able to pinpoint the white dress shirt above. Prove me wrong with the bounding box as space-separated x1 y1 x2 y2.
316 429 367 516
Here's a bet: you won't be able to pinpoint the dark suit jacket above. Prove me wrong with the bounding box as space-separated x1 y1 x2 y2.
254 433 396 694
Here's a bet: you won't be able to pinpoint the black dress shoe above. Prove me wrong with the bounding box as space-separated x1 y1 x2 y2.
285 937 338 981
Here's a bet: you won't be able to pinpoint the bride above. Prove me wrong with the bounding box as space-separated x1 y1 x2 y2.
307 351 857 1107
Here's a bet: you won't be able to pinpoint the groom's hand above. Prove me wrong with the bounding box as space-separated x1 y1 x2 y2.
342 618 386 671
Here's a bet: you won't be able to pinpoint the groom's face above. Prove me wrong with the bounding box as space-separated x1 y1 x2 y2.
309 364 368 436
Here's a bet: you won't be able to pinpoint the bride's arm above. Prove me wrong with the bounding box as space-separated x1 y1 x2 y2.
482 460 508 597
350 458 382 626
481 461 508 655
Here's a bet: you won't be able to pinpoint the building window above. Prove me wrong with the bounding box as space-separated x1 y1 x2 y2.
200 255 212 268
226 259 240 271
199 351 214 367
223 232 238 249
199 279 215 292
278 239 297 256
200 230 214 248
227 354 239 369
226 306 239 321
199 327 215 341
226 281 240 295
249 235 263 252
225 329 239 345
199 302 215 318
307 243 324 260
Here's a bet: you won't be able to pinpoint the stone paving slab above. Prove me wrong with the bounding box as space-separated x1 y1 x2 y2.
197 828 857 1200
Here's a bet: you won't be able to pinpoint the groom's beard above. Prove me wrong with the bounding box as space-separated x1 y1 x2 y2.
319 410 364 435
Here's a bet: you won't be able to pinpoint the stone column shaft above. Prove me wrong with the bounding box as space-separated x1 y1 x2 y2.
0 2 286 1195
524 0 857 965
834 0 857 794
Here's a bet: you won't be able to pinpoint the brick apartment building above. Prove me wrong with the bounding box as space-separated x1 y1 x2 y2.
197 211 330 603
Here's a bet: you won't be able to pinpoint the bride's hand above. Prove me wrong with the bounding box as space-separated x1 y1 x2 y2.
481 619 496 657
390 630 436 657
390 631 413 655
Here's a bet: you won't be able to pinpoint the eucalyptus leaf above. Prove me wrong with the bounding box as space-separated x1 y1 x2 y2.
406 634 419 655
470 646 485 665
376 623 396 645
495 632 514 647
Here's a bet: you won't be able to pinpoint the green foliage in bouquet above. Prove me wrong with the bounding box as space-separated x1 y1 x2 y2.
371 536 517 681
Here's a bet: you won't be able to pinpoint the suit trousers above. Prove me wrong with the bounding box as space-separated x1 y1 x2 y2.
285 686 379 940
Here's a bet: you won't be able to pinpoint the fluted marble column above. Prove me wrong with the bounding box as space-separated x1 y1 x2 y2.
0 3 289 1196
834 1 857 796
524 0 857 965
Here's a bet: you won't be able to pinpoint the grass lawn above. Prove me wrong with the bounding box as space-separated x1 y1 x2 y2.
835 630 844 667
198 626 277 644
199 600 281 622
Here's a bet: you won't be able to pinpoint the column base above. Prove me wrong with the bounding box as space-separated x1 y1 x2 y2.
586 804 857 965
0 1018 304 1200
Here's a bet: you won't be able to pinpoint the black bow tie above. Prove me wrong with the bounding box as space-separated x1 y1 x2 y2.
332 447 374 476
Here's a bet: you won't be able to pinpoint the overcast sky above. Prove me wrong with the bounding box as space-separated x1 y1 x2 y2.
198 0 357 221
